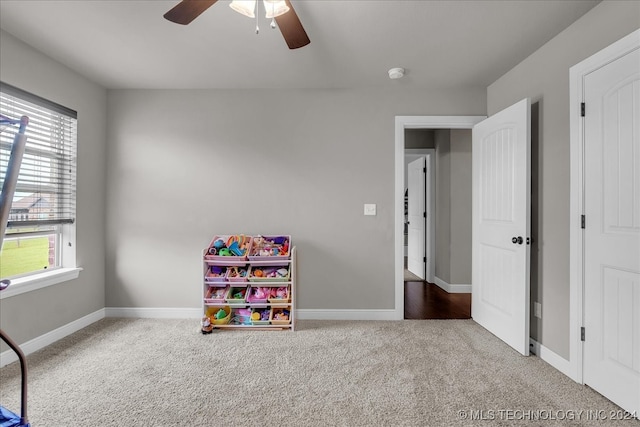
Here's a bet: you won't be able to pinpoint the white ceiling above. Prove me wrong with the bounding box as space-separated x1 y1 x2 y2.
0 0 600 90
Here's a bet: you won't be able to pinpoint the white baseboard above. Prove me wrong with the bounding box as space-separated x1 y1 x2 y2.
105 307 202 319
529 338 573 379
1 308 105 368
434 276 472 293
296 309 398 321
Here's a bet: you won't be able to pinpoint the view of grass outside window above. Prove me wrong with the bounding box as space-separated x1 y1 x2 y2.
0 234 54 277
0 82 77 281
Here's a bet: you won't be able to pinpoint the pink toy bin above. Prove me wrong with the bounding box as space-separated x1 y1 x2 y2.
204 235 252 262
204 285 228 304
248 235 291 261
247 265 290 282
226 265 249 282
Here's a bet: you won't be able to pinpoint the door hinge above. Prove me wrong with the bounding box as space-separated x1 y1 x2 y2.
423 256 426 263
581 102 585 117
423 211 426 218
423 167 426 173
581 215 585 229
581 327 585 342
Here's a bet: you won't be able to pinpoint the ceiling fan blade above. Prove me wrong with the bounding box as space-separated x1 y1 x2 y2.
274 0 310 49
164 0 218 25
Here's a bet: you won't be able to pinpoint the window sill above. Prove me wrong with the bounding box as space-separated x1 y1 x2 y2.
0 267 82 299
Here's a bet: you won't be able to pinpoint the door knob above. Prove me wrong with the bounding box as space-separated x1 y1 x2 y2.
512 236 523 245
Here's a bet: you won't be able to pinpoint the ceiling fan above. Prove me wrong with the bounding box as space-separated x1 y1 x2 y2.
164 0 310 49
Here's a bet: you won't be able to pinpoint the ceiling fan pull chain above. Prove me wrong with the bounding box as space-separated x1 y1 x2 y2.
270 18 276 29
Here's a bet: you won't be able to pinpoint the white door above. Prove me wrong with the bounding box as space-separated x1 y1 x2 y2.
583 47 640 415
472 98 531 356
407 157 425 279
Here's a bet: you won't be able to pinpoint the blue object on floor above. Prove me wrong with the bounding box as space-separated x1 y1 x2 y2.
0 406 29 427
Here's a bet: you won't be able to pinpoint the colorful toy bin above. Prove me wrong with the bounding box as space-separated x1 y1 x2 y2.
226 287 247 304
205 235 252 263
205 265 227 283
205 306 231 325
251 307 271 325
248 265 290 282
226 266 249 282
246 286 271 303
204 286 228 304
269 286 290 303
249 235 291 261
270 308 291 325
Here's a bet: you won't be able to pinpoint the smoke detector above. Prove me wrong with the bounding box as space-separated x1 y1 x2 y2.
388 67 405 79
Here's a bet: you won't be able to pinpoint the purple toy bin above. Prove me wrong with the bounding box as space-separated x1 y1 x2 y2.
248 235 292 261
246 286 271 303
205 265 227 283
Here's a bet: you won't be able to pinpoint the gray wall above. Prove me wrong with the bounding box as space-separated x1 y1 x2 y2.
0 30 107 346
449 129 472 285
105 89 486 310
405 129 435 150
433 129 472 286
434 129 451 283
487 0 640 358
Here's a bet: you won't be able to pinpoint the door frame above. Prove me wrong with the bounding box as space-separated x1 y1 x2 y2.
569 29 640 383
394 116 485 319
405 149 434 280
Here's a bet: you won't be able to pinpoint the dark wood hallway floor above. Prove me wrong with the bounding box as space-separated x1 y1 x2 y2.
404 280 471 319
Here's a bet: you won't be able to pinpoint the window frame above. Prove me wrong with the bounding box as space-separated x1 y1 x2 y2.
0 83 80 298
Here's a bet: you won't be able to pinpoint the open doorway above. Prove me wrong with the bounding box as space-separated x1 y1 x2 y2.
394 116 485 320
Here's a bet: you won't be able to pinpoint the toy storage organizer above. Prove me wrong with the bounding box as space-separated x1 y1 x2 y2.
202 235 295 331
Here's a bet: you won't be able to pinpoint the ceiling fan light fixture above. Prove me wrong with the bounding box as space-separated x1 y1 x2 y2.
263 0 290 18
229 0 256 18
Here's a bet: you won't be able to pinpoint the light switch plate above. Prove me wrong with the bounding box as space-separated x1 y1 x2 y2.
364 204 376 216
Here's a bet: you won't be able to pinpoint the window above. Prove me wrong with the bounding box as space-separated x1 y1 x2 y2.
0 82 77 282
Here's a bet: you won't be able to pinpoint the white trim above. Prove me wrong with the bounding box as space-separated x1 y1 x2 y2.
569 28 640 384
395 116 485 320
105 307 202 319
0 308 104 367
433 276 472 293
0 267 82 299
529 338 573 379
296 309 397 321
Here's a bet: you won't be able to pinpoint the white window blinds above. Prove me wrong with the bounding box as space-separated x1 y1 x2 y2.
0 82 77 228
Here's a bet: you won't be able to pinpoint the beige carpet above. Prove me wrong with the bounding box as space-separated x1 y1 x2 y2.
0 319 634 426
